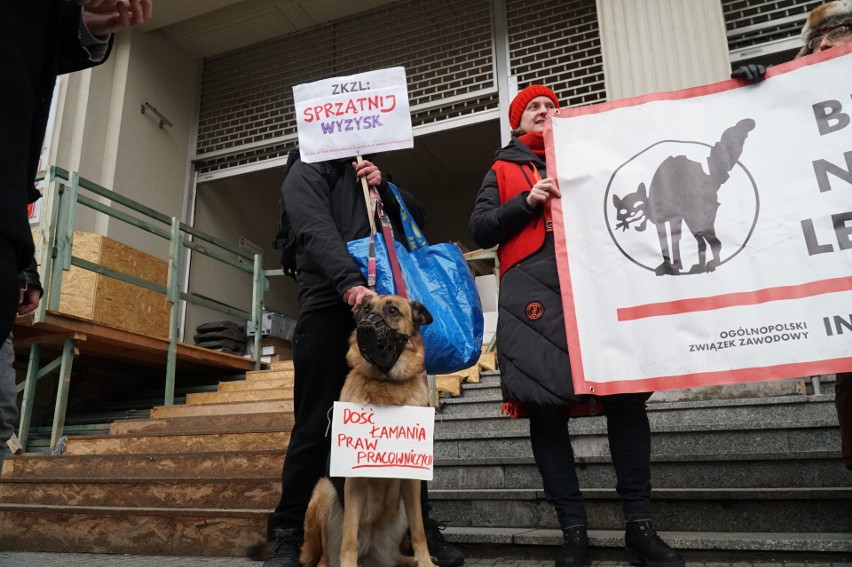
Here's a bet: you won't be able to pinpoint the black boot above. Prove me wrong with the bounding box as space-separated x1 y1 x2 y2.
263 527 303 567
555 526 590 567
624 521 685 567
423 517 464 566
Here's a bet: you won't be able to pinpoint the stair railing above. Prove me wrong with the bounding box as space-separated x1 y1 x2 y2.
18 166 266 452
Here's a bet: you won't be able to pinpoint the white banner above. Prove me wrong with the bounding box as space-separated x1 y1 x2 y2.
544 45 852 395
293 67 413 163
30 83 61 226
329 401 435 480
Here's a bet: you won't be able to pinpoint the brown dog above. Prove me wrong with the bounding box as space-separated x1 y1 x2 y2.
300 295 439 567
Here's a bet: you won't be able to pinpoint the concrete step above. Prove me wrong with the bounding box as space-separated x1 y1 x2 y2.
455 376 502 399
434 409 838 441
442 526 852 556
109 412 293 435
150 399 293 418
0 504 270 557
186 387 293 405
0 477 280 509
457 374 812 401
64 430 290 455
1 451 285 480
433 395 840 464
428 487 852 533
434 424 840 463
432 451 850 490
438 393 837 427
218 377 294 391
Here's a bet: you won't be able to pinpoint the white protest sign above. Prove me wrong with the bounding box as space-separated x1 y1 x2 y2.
329 401 435 480
293 67 413 163
544 45 852 395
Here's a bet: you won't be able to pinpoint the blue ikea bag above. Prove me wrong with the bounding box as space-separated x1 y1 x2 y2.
347 183 484 374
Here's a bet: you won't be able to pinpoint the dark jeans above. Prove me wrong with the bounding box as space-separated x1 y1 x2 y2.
272 304 354 529
0 240 19 344
529 393 652 529
836 372 852 471
272 303 430 530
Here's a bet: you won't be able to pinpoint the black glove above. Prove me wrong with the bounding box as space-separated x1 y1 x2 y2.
731 63 767 83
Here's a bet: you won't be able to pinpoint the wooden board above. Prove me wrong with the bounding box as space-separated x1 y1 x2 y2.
50 231 170 339
13 312 257 377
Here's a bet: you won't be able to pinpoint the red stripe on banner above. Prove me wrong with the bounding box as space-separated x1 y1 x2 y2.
617 276 852 321
543 126 589 391
580 357 852 396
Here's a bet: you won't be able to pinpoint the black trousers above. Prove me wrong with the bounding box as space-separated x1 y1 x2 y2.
272 303 430 530
0 240 20 344
528 393 653 529
836 372 852 471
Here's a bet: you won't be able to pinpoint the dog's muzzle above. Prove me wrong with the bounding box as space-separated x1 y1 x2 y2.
356 311 409 373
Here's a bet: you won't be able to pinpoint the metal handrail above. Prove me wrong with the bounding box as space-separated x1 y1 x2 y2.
19 167 267 451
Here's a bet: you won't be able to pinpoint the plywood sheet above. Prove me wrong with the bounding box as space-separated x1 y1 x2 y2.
47 231 170 338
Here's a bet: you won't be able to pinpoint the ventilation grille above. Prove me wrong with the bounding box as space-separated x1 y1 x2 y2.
723 0 823 52
507 0 605 107
196 0 496 174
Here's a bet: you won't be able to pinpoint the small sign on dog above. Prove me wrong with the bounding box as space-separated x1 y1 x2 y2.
329 401 435 480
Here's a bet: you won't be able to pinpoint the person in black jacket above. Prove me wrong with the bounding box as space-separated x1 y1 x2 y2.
731 0 852 474
0 0 152 467
0 0 152 346
263 154 464 567
469 85 684 567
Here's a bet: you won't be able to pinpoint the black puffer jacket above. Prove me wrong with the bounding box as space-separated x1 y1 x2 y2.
281 156 424 314
470 139 578 408
0 2 111 271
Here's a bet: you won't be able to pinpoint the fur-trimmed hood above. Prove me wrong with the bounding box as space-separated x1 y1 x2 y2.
801 0 852 44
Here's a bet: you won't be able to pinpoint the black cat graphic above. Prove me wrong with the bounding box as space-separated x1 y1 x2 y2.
613 118 755 275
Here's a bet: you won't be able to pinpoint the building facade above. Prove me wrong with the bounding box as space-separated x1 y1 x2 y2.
44 0 823 325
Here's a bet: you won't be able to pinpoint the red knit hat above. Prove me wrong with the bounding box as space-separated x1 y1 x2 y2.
509 85 560 130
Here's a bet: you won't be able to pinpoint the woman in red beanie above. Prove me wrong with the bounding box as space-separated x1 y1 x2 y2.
469 85 684 567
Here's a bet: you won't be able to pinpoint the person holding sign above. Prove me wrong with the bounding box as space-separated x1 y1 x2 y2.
469 85 684 567
263 152 463 567
731 0 852 473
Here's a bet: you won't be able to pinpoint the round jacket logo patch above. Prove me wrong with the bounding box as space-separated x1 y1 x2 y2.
525 301 544 320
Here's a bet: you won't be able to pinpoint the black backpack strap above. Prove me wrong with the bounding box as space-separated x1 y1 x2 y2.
273 150 343 278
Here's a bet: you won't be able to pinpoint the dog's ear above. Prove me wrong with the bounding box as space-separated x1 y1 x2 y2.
409 300 433 329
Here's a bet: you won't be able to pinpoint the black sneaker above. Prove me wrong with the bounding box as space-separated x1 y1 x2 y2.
424 517 464 567
263 527 303 567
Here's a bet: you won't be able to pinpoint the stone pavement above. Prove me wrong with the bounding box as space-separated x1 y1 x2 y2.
1 554 851 567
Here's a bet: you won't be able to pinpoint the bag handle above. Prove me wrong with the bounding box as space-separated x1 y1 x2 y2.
386 182 428 252
370 187 409 298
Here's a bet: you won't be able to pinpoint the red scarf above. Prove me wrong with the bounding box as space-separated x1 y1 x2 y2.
518 132 545 158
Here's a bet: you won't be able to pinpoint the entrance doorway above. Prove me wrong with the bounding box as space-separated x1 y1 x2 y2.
188 118 502 332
